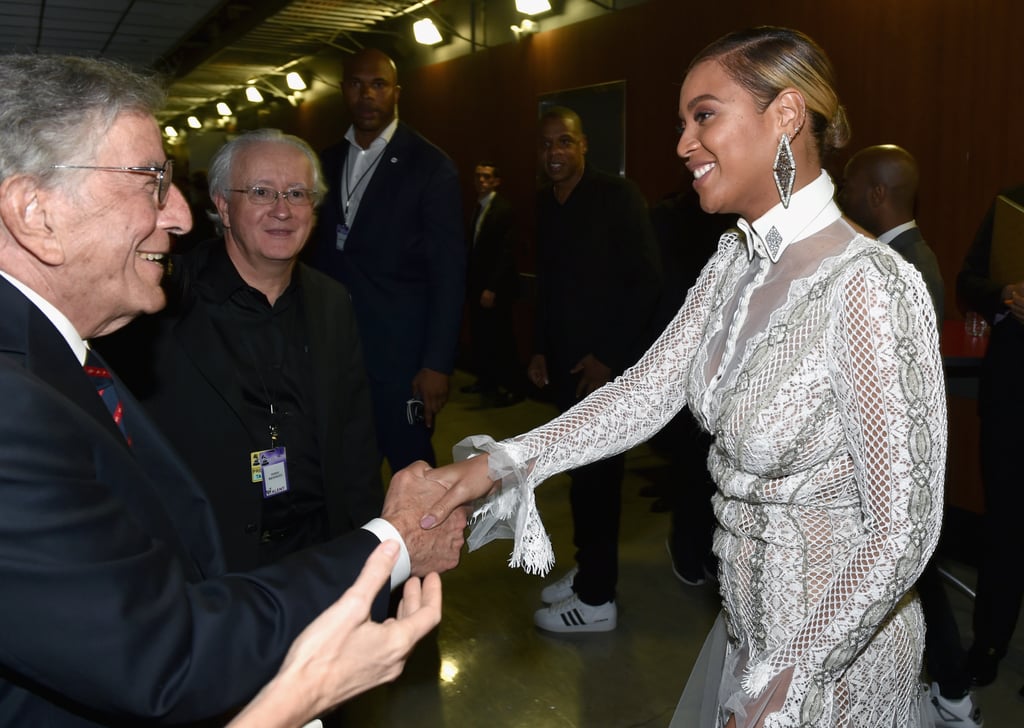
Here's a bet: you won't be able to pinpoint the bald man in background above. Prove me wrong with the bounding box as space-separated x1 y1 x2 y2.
839 144 944 319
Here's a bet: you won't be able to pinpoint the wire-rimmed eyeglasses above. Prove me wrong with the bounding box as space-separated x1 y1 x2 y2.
50 159 174 207
226 186 320 207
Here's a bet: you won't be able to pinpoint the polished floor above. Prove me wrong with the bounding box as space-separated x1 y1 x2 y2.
334 370 1023 727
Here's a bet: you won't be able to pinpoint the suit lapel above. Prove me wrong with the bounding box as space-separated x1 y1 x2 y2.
0 278 223 579
343 124 408 249
299 268 336 483
172 296 250 435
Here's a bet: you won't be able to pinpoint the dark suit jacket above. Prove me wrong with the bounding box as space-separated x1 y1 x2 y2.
468 193 518 303
99 241 382 571
889 226 945 323
0 277 387 726
309 122 465 383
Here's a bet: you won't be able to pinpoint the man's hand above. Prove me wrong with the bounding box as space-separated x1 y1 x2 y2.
419 454 497 530
1003 281 1024 324
480 290 496 309
383 462 467 576
227 541 442 728
527 354 548 389
570 353 611 398
411 368 449 427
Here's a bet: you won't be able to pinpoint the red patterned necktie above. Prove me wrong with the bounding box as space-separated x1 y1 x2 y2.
84 350 131 444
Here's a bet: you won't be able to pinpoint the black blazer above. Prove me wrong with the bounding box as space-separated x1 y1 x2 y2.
309 122 466 382
468 192 518 303
888 226 945 323
99 241 383 571
0 277 386 726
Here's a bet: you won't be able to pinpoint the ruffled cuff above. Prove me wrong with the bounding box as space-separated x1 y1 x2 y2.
453 434 555 575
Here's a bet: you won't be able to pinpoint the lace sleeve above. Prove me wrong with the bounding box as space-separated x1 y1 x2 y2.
743 252 947 694
457 239 735 574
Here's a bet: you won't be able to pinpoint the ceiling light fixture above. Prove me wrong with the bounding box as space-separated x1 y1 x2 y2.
285 71 307 91
516 0 552 14
187 116 202 129
216 102 232 116
245 86 264 103
511 18 540 38
164 126 178 138
413 18 443 45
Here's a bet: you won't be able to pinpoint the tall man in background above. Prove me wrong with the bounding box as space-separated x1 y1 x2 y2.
310 48 465 471
530 106 661 633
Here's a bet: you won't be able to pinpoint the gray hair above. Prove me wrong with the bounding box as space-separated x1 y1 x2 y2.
0 54 165 186
207 129 327 216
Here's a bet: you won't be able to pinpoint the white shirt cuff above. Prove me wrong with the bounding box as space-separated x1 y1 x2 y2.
361 518 411 590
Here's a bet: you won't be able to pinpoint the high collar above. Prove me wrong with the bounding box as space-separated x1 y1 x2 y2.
736 171 841 263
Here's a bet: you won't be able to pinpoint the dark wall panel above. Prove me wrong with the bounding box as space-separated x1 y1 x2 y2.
296 0 1024 319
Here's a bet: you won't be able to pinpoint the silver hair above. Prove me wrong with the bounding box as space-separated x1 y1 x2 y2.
207 129 328 225
0 54 165 186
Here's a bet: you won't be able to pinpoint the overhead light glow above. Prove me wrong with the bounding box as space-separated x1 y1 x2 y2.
516 0 552 15
187 116 202 129
216 102 232 116
163 126 178 138
245 86 264 103
413 18 443 45
285 71 307 91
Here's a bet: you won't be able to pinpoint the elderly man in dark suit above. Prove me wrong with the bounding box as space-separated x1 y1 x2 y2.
309 48 465 471
0 54 465 726
100 129 382 572
463 160 523 407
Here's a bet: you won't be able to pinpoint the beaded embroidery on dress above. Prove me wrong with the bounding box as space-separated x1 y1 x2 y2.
458 173 946 725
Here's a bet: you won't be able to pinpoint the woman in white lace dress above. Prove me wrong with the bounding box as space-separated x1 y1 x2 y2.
422 27 946 727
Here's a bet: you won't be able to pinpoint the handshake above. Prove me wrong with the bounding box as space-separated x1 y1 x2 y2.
382 453 499 575
381 460 476 577
231 456 495 728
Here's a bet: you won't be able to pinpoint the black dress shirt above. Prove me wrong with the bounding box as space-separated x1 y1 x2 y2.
197 245 328 564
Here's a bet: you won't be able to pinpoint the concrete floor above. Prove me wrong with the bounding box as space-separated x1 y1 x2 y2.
333 370 1023 727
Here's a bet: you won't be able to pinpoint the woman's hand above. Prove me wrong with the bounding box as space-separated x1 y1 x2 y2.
419 455 497 529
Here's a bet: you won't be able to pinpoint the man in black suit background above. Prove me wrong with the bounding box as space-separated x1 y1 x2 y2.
529 106 661 633
101 129 382 572
309 48 465 471
462 160 523 407
839 144 944 318
0 54 465 726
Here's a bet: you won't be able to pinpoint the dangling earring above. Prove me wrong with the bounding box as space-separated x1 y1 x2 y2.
773 132 796 208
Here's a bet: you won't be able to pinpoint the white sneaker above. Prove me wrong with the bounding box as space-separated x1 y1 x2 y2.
539 566 578 604
534 593 617 633
927 682 984 727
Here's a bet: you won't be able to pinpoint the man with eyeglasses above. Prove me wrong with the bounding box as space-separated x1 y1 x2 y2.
100 129 382 572
0 55 465 726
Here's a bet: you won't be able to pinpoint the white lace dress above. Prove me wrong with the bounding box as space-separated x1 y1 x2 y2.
460 173 946 726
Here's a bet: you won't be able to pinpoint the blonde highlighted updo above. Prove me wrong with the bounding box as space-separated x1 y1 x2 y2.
688 27 851 158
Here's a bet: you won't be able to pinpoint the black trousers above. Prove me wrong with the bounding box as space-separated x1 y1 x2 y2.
552 366 624 605
468 297 520 393
971 319 1024 658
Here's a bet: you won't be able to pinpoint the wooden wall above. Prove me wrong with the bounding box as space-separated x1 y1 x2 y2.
291 0 1024 321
